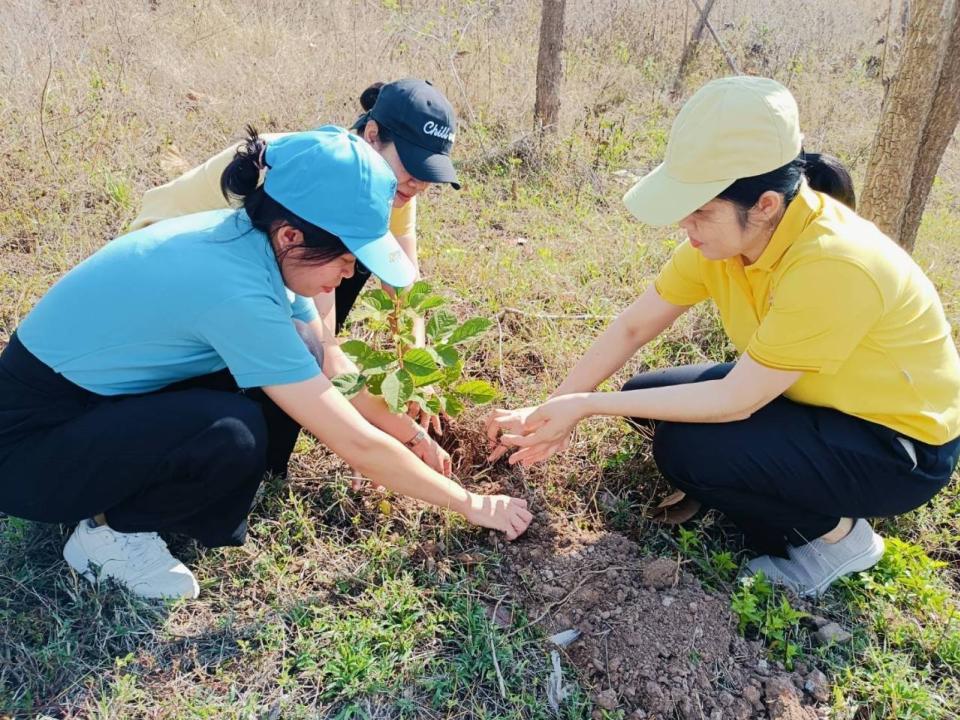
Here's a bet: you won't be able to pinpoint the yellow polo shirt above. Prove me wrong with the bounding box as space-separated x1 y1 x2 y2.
129 132 417 237
655 182 960 445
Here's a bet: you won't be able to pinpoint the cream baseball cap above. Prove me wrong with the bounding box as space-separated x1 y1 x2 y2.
623 76 802 226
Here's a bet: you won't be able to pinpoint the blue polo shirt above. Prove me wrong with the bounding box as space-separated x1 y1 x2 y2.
17 209 322 395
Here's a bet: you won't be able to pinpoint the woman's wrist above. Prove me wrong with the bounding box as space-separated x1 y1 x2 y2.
404 426 428 448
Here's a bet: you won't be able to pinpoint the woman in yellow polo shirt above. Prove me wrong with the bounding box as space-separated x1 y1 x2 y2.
486 76 960 597
132 79 457 436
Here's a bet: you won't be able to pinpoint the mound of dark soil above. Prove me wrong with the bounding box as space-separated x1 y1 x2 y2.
499 518 829 719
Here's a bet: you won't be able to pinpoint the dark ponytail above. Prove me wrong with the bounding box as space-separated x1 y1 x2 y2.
351 81 395 144
715 151 857 227
803 153 856 210
360 82 384 111
220 126 350 265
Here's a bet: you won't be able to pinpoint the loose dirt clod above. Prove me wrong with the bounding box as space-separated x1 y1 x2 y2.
499 518 827 719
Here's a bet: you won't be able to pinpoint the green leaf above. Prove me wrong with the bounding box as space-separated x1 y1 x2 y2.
441 394 465 418
402 348 440 377
366 373 385 395
340 339 371 363
405 280 432 309
361 288 395 313
448 317 493 345
412 370 444 388
361 349 396 373
453 379 498 404
382 368 414 413
426 309 458 341
425 396 442 415
434 344 460 367
443 359 463 385
331 372 366 399
414 295 446 312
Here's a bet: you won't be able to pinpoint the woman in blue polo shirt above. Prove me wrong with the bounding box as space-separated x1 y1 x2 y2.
0 127 531 600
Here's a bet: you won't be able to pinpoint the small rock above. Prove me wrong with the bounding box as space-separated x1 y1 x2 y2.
593 688 618 710
765 675 798 702
718 691 735 707
757 658 769 673
742 685 763 708
732 699 754 720
642 557 677 589
812 622 852 646
688 602 699 612
806 614 831 629
765 677 816 719
804 669 830 702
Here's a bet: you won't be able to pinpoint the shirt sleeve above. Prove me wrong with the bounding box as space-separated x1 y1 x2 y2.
747 259 884 374
196 292 321 388
389 196 417 238
289 291 319 323
129 132 289 231
654 240 710 306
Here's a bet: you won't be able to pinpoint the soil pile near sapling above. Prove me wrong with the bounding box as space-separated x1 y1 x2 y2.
499 518 828 719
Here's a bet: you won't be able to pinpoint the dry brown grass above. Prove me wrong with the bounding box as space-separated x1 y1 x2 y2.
2 1 960 718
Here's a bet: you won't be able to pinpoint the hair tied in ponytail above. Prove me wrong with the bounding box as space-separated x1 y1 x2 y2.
257 144 269 171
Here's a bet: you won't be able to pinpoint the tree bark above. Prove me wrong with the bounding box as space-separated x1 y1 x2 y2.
860 0 958 251
898 10 960 251
533 0 566 134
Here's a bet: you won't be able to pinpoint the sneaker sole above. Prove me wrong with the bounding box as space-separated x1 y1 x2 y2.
799 532 886 599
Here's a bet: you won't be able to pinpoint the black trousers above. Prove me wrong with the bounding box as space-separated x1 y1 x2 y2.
623 363 960 555
0 334 302 548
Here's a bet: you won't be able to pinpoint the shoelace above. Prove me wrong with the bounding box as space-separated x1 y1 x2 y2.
117 532 173 568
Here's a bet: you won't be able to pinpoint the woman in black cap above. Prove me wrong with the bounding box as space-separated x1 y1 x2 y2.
131 79 460 473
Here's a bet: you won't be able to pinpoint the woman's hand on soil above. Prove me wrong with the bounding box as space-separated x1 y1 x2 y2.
485 406 538 461
493 395 587 467
411 433 452 477
464 492 533 540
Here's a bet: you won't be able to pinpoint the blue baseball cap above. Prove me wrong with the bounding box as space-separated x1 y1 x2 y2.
263 126 416 288
368 79 460 189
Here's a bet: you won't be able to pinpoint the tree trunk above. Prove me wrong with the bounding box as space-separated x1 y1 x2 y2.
533 0 566 134
898 10 960 251
860 0 958 251
671 0 719 97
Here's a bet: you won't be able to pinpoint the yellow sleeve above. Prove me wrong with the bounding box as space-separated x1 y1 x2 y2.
389 196 417 238
129 132 289 231
747 259 884 374
653 240 710 306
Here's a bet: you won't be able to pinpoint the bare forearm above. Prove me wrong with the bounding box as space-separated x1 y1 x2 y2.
352 430 471 513
352 389 419 440
579 380 754 423
552 316 649 397
553 288 687 397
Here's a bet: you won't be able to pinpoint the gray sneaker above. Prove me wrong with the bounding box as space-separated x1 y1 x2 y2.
742 519 885 598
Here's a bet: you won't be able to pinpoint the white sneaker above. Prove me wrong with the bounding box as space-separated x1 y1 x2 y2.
63 520 200 599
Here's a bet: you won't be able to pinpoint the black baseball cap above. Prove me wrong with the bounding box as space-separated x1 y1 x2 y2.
368 79 460 189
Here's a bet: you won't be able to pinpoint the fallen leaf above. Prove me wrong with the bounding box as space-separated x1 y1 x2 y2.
648 496 702 525
656 489 687 509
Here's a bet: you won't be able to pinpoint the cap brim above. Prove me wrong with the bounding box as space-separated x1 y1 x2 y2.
345 231 417 289
395 140 460 189
623 163 735 226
